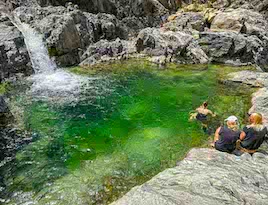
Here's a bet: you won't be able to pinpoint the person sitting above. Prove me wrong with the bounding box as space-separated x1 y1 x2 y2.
214 116 241 153
234 113 268 155
195 101 216 133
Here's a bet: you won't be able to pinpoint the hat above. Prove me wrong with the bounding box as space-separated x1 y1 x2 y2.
224 115 238 122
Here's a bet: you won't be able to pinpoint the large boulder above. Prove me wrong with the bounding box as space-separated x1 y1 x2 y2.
135 27 209 64
112 148 268 205
0 14 32 82
80 38 136 66
198 32 263 65
211 9 268 36
164 12 207 33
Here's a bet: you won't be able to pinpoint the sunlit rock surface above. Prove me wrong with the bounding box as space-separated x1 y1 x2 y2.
111 148 268 205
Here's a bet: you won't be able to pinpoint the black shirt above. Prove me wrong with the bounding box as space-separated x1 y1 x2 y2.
241 126 268 150
215 126 241 153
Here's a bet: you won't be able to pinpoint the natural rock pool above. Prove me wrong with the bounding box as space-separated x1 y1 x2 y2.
1 62 254 204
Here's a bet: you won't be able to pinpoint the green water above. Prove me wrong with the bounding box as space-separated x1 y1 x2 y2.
4 62 254 204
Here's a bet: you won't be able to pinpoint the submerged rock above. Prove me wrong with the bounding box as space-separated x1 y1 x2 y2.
111 148 268 205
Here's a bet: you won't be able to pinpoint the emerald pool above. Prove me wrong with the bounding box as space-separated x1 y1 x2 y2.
2 62 254 204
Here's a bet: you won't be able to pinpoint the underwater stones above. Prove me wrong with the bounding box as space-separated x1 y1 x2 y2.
135 27 208 64
111 148 268 205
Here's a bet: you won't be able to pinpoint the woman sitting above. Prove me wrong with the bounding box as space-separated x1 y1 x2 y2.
214 116 241 153
235 113 268 155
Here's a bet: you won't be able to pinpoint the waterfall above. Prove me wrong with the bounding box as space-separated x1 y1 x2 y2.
12 19 57 74
10 15 95 104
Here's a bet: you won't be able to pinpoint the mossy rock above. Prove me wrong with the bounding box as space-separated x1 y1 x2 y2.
48 46 63 57
0 82 10 95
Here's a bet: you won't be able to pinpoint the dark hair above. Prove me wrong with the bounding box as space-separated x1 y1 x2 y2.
203 102 208 108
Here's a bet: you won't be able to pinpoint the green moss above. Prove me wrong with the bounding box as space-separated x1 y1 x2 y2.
48 46 61 57
0 82 9 95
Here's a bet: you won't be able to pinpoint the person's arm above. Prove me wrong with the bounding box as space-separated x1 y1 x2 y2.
214 127 221 142
208 109 216 117
240 131 246 140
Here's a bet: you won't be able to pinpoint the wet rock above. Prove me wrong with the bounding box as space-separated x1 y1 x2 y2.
136 27 208 64
111 148 268 205
0 13 32 82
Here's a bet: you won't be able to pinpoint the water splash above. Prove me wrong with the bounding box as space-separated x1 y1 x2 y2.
11 15 97 103
12 17 57 74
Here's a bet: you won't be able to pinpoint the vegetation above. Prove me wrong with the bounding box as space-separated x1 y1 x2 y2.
0 82 9 95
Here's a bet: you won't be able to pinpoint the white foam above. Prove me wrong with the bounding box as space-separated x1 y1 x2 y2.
12 15 98 103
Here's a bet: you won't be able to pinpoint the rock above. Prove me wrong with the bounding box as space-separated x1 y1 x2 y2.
198 32 263 65
35 0 176 17
0 96 9 115
111 148 268 205
211 9 268 36
256 45 268 72
164 12 207 33
80 38 136 66
227 71 268 125
0 13 32 82
136 27 209 64
0 96 12 127
14 6 128 66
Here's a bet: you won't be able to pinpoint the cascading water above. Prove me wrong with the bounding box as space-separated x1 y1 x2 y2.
11 15 97 103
